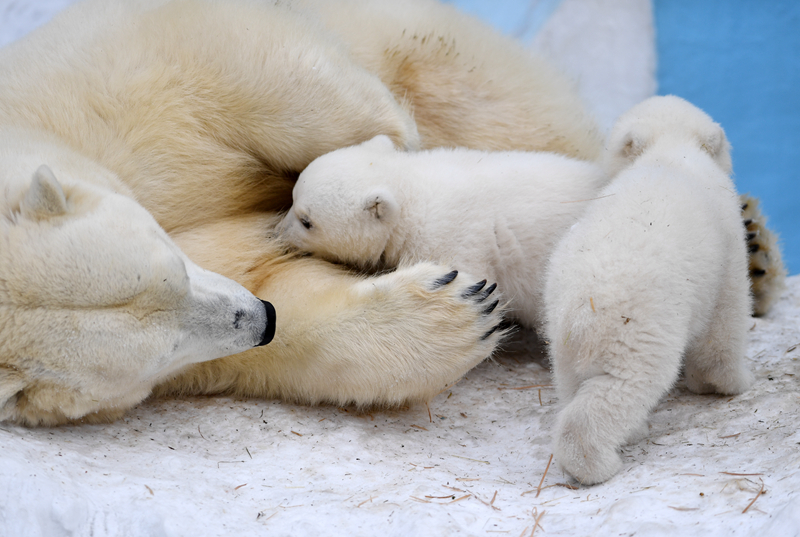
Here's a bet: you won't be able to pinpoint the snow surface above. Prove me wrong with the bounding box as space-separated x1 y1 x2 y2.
2 276 799 536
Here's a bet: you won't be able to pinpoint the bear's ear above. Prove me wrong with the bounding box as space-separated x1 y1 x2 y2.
617 129 647 161
700 128 727 159
22 165 68 219
362 135 396 153
700 127 732 173
363 188 399 222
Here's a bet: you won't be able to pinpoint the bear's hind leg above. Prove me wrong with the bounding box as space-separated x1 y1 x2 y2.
554 355 682 485
684 272 753 395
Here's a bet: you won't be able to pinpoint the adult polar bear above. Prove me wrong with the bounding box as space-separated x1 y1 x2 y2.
0 0 601 425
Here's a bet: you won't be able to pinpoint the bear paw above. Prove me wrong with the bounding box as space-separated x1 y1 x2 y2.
741 194 787 316
350 262 507 404
554 405 624 486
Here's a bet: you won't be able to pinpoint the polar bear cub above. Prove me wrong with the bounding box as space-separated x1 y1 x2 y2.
281 135 608 328
544 95 753 485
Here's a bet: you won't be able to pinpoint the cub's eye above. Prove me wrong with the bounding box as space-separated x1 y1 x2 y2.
300 216 312 230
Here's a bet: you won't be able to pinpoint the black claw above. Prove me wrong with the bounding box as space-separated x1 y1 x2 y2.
477 283 497 302
749 243 760 254
743 219 753 227
752 269 767 277
462 279 487 298
746 231 757 241
482 299 499 316
480 324 501 341
432 270 458 288
741 202 749 211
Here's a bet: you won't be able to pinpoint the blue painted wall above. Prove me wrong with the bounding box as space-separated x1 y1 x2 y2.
449 0 800 274
655 0 800 274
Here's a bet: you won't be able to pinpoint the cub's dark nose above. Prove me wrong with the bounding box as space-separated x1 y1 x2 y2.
257 300 276 346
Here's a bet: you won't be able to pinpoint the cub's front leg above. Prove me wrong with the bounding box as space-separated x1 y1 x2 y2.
158 214 505 406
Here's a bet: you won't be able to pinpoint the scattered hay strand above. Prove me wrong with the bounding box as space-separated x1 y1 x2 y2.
245 447 252 459
721 472 763 476
410 424 428 431
234 484 247 491
471 490 500 511
291 431 303 437
536 454 553 498
719 433 741 439
497 384 552 391
451 454 490 464
531 509 546 535
449 494 471 504
217 461 245 468
560 193 615 204
144 485 154 496
590 297 596 313
426 402 432 423
742 479 766 514
668 506 699 511
357 497 373 508
197 426 206 440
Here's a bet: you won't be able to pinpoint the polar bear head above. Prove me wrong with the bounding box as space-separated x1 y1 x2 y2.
0 164 276 426
281 135 401 269
605 95 732 177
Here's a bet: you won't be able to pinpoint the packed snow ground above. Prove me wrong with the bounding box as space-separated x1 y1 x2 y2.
2 277 799 536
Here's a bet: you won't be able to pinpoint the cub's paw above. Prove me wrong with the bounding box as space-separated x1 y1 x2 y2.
554 404 623 486
684 361 754 396
741 194 786 316
355 262 508 401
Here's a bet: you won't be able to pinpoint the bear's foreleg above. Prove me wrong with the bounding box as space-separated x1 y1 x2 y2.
158 214 506 406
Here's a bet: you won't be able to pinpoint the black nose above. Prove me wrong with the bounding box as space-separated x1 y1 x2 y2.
256 300 276 346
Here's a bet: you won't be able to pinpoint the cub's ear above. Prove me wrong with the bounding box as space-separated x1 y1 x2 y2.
22 165 68 218
616 128 647 161
701 126 732 173
361 135 396 153
700 127 727 159
363 188 399 221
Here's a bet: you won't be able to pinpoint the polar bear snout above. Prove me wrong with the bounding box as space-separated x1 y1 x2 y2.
231 299 275 347
257 300 277 347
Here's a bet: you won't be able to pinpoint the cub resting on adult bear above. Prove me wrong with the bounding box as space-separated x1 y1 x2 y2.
0 0 784 426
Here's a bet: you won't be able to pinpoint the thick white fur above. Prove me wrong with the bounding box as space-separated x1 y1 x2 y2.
282 135 609 327
0 131 271 425
1 0 534 424
544 96 753 484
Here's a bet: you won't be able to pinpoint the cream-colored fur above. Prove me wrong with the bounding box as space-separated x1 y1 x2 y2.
0 130 272 426
291 0 604 160
5 0 597 423
0 0 778 428
281 135 609 328
544 96 753 485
